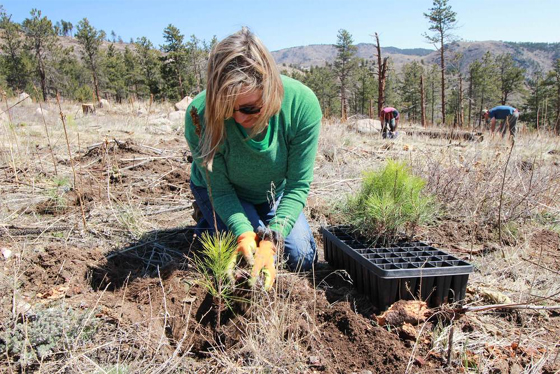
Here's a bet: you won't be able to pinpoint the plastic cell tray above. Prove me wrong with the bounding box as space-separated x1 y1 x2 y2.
321 226 473 311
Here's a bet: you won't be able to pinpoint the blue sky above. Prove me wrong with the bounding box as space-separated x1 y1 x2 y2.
3 0 559 51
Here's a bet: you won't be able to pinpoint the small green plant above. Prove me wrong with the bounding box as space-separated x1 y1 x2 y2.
194 231 240 326
343 160 436 243
0 305 99 366
74 85 94 102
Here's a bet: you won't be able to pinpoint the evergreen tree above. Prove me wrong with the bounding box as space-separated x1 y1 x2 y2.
0 7 31 93
423 0 458 125
425 63 440 125
334 29 357 120
352 59 376 116
496 53 525 105
76 18 106 101
400 61 423 123
50 46 90 101
22 8 57 101
161 24 187 100
303 65 338 117
103 43 127 102
545 59 560 134
186 34 208 94
135 36 162 98
524 70 547 129
123 46 140 99
61 20 73 37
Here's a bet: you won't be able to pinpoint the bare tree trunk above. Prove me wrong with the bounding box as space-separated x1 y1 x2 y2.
38 59 47 101
420 74 426 127
556 82 560 135
458 75 464 128
177 67 185 99
93 70 100 102
468 70 473 129
375 33 388 116
431 79 435 125
478 88 485 129
440 36 446 126
341 96 347 122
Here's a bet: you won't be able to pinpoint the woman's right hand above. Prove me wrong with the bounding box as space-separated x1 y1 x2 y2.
235 231 258 266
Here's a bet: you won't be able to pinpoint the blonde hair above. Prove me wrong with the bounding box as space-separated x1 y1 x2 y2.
201 27 284 170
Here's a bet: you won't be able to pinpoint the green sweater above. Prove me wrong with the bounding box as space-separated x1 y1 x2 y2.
185 76 322 238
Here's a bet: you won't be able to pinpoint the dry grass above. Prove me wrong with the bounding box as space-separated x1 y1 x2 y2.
1 97 560 373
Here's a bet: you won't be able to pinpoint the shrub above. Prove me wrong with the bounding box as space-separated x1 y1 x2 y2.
0 305 99 366
343 160 436 243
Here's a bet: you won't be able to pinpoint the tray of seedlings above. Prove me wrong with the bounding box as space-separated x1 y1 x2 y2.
322 225 473 311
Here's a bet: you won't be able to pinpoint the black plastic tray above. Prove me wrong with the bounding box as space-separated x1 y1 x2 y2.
322 225 473 310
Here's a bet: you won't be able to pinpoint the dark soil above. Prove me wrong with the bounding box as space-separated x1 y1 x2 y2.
3 137 559 373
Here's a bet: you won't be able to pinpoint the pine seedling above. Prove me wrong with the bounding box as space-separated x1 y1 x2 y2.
193 231 240 326
344 160 436 244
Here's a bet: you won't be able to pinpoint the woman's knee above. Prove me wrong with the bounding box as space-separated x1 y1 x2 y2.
282 223 317 271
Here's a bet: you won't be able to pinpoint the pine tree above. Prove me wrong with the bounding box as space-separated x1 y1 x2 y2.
0 7 31 93
353 59 376 116
423 0 458 126
545 59 560 134
161 24 187 100
496 53 525 105
135 36 162 98
121 46 139 99
103 43 127 102
22 9 57 101
303 65 338 117
400 61 423 123
334 29 357 121
76 18 106 102
50 46 89 101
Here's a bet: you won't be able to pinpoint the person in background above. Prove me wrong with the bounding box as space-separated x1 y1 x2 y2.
481 108 490 130
380 107 399 139
484 105 519 138
185 27 322 290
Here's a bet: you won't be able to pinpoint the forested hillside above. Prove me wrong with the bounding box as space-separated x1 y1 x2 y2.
1 5 559 131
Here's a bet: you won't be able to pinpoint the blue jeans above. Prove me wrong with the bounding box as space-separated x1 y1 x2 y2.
190 182 317 271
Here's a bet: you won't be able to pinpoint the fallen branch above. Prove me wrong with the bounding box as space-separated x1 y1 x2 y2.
460 303 560 313
521 257 560 276
0 225 72 237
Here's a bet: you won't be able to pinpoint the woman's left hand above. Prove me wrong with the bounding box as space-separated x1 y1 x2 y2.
250 240 276 290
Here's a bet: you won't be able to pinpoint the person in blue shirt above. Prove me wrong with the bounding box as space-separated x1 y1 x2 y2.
483 105 519 138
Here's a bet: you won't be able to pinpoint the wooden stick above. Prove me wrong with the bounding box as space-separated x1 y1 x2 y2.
56 93 87 230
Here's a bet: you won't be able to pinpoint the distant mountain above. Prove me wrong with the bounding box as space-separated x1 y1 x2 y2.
271 41 560 75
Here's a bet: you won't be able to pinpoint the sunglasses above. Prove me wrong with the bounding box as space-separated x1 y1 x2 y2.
234 105 262 115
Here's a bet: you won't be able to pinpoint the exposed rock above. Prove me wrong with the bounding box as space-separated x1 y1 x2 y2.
174 96 193 111
146 125 173 135
169 110 186 122
0 111 9 124
98 98 111 109
18 92 32 104
354 118 381 134
35 107 48 116
149 117 172 127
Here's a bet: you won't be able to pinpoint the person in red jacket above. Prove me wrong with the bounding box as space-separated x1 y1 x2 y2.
380 107 399 139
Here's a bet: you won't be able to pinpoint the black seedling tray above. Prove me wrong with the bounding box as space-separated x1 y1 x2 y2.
322 225 473 311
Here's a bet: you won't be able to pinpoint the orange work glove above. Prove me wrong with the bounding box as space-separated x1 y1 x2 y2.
250 239 276 290
235 231 258 265
227 231 258 282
